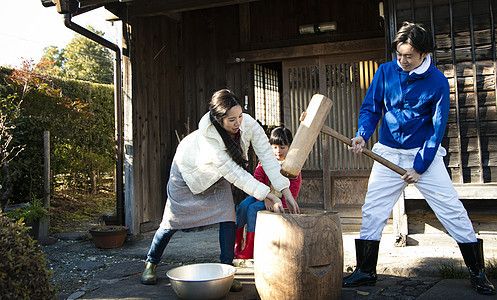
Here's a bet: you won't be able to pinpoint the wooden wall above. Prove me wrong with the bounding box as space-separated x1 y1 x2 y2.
182 6 242 123
388 0 497 237
125 0 384 233
389 0 497 184
128 6 243 231
128 16 182 231
244 0 383 50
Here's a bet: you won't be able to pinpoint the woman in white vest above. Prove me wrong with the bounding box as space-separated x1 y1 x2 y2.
140 89 299 291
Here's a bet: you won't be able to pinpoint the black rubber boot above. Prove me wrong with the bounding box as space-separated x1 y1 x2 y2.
140 262 157 285
342 239 380 287
230 279 243 292
458 238 496 295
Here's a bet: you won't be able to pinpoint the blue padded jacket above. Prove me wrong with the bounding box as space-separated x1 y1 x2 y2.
356 59 450 174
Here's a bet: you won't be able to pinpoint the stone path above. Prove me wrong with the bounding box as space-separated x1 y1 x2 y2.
42 226 497 299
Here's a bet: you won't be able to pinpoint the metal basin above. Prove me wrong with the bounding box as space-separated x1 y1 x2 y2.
166 263 235 300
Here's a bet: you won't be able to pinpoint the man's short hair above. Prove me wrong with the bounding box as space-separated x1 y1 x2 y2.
392 21 435 54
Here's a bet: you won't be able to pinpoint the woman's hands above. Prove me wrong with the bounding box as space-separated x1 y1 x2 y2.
264 193 284 213
281 188 300 214
263 188 300 214
263 197 275 211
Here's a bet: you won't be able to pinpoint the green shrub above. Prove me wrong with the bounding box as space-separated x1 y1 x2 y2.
0 212 56 299
7 115 47 203
3 198 48 224
0 65 115 205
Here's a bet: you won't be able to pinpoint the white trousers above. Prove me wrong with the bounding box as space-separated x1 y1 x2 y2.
360 143 477 244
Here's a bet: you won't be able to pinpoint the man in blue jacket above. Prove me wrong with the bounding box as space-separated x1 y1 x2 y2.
343 21 495 295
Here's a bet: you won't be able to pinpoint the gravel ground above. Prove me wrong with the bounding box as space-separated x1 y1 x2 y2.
39 225 497 299
40 231 452 298
40 226 219 299
41 234 143 298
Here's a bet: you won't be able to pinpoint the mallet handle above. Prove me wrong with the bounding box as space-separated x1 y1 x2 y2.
320 125 407 176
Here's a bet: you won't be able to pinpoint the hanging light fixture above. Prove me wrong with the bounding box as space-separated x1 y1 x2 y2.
299 21 337 35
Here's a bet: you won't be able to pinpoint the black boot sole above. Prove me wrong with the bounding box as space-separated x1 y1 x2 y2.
343 280 377 287
471 282 496 295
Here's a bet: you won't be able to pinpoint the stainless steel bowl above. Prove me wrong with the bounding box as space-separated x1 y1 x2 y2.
166 263 235 300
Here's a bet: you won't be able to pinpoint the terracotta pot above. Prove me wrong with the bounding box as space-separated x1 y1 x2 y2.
89 226 129 248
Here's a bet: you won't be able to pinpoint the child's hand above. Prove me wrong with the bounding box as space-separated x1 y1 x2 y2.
281 188 300 214
265 193 284 213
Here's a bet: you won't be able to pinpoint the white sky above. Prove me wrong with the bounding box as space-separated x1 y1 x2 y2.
0 0 121 68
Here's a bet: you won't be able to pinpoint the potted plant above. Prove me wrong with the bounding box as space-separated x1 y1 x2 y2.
3 198 48 240
89 225 129 249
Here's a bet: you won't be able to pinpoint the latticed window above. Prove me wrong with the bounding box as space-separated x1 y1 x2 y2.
254 64 281 126
284 58 383 171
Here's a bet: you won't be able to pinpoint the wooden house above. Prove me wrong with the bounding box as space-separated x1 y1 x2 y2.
52 0 497 237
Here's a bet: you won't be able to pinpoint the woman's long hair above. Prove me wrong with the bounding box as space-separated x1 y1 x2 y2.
209 89 248 169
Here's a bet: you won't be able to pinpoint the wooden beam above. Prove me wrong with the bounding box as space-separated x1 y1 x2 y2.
227 37 385 64
404 184 497 199
238 3 250 49
468 3 484 183
128 0 262 16
449 0 464 183
79 0 116 8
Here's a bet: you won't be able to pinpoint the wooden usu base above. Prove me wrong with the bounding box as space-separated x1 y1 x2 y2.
254 210 343 300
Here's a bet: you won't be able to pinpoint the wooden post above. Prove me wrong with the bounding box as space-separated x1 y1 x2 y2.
122 33 137 235
39 131 50 243
393 192 408 247
322 135 333 210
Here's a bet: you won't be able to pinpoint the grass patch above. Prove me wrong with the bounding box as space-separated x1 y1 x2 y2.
487 259 497 279
436 261 466 279
49 181 115 234
436 258 497 279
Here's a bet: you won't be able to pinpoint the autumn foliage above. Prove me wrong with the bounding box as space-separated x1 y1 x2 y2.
0 60 114 207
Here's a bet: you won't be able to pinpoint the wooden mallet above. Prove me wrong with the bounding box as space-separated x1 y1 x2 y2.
281 94 407 178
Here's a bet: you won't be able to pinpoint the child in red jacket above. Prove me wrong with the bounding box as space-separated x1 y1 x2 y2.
234 126 302 259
